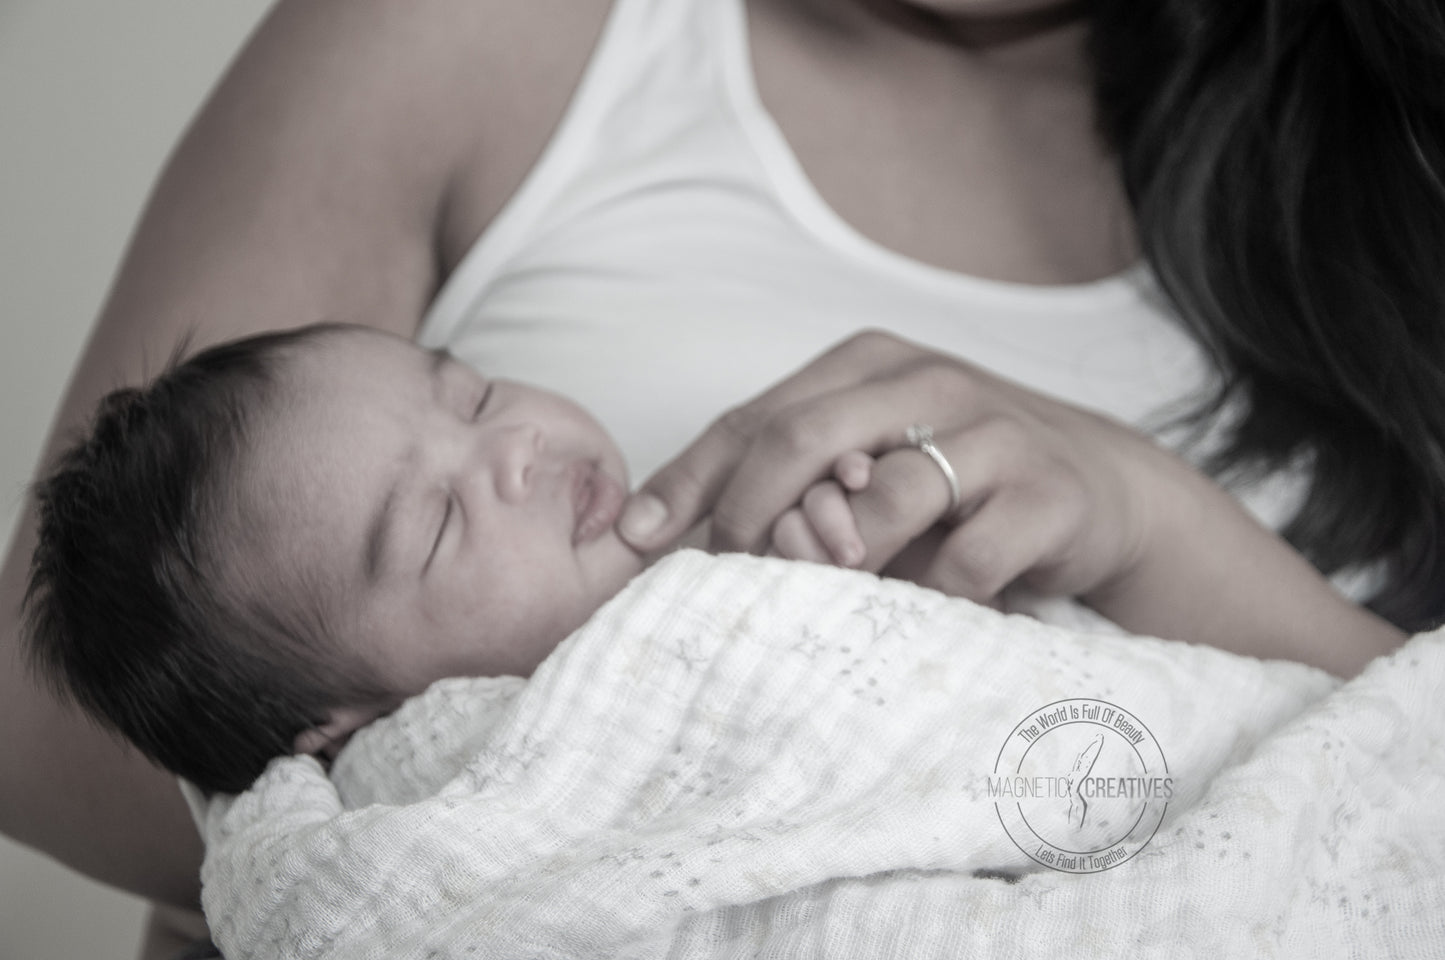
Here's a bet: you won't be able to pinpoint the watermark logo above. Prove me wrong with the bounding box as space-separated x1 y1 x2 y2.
989 698 1171 873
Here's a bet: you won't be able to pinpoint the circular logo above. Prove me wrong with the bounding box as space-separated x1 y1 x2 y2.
990 698 1171 873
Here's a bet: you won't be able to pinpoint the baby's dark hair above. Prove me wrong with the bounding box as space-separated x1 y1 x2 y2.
23 323 388 794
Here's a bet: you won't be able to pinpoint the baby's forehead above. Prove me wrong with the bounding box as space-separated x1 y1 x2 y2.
236 327 428 535
279 324 439 386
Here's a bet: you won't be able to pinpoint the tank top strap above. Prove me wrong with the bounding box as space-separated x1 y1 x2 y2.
423 0 732 342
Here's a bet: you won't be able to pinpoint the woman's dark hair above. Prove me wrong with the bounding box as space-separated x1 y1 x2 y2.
1090 0 1445 629
23 324 388 794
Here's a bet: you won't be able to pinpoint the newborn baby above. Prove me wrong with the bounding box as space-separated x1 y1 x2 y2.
25 323 648 792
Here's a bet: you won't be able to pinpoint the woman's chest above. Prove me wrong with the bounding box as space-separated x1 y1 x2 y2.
423 0 1192 477
441 0 1134 293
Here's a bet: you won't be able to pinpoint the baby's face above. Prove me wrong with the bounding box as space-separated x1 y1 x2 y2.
237 327 643 714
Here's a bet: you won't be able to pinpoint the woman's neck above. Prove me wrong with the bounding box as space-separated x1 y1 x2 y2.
771 0 1096 86
854 0 1094 51
750 0 1133 282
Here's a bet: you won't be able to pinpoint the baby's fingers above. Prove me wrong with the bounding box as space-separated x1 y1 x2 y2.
771 507 833 564
801 480 866 567
843 445 966 574
771 480 867 568
833 451 874 492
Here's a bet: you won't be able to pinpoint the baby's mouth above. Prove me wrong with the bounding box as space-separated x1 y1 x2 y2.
571 461 626 546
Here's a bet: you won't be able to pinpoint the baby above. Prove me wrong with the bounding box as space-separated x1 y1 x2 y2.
23 323 870 794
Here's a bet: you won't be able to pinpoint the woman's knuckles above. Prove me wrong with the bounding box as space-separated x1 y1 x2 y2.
762 406 849 461
904 359 978 414
966 415 1037 470
709 497 775 552
714 403 766 448
840 328 910 364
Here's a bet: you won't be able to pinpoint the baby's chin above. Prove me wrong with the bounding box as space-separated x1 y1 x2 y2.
581 526 648 596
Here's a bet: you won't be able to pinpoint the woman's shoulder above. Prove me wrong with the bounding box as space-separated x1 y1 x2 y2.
95 0 617 355
232 0 617 285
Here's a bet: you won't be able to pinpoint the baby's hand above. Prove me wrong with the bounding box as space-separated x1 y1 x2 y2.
768 452 873 567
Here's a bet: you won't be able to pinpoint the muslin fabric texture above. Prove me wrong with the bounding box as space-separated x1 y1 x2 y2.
197 551 1444 958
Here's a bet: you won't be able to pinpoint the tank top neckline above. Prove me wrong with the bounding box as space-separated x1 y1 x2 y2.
720 0 1147 308
424 0 1151 339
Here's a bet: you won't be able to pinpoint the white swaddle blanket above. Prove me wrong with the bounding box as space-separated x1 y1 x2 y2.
196 551 1445 958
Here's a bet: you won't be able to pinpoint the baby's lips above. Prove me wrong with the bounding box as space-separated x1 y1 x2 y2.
573 462 627 545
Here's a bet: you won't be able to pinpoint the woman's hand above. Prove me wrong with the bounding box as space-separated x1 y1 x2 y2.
620 329 1157 601
619 330 1405 675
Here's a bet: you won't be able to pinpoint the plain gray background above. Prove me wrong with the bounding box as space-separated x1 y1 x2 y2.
1 2 272 956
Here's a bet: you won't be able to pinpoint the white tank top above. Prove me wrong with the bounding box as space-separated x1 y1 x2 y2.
418 0 1303 531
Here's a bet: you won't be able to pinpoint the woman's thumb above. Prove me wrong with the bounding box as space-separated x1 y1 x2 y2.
618 438 732 550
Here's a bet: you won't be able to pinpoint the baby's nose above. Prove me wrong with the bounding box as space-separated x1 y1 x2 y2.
492 423 541 504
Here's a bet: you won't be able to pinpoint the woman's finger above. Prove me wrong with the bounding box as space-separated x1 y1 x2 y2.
618 331 938 552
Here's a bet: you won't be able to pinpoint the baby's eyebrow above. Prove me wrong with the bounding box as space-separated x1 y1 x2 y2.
363 483 399 585
363 348 445 584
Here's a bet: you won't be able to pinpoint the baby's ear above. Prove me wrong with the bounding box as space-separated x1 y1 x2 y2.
292 706 384 760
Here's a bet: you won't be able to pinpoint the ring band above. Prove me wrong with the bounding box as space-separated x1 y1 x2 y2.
905 424 962 519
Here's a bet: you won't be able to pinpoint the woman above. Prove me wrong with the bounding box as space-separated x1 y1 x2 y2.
0 0 1438 938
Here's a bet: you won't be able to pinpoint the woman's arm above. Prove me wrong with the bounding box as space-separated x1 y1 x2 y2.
1076 449 1404 677
619 330 1405 678
0 0 610 906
